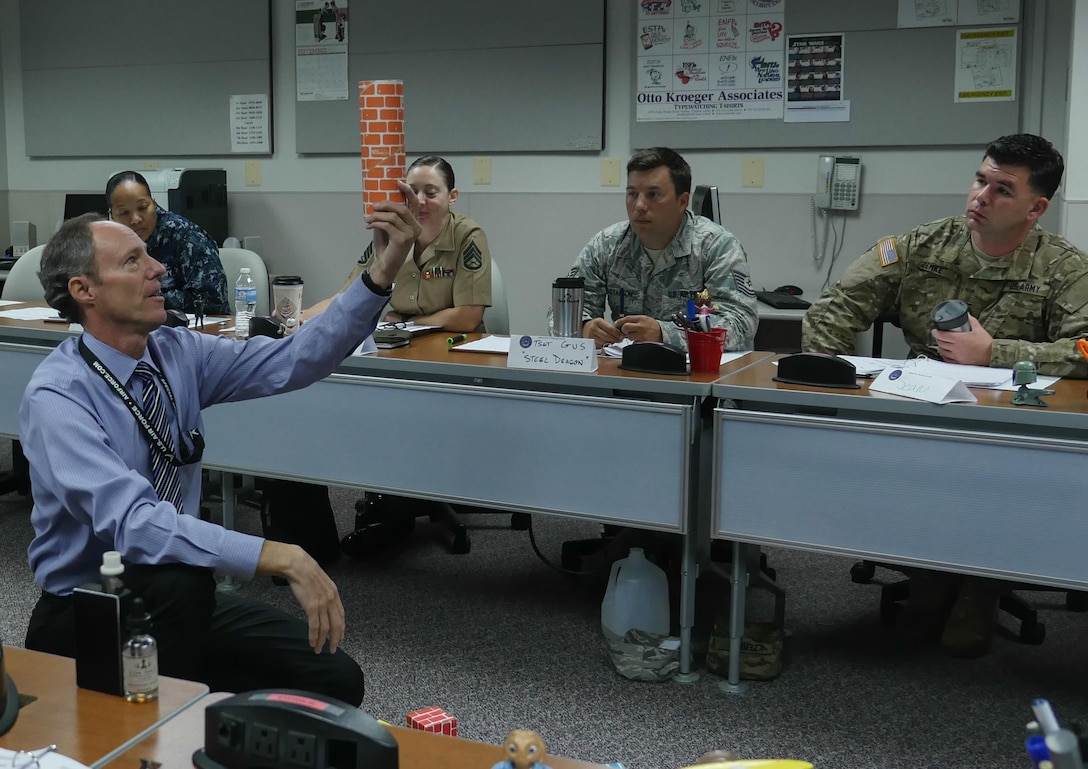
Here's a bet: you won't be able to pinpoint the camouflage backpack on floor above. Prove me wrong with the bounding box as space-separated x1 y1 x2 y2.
606 629 681 682
705 617 785 681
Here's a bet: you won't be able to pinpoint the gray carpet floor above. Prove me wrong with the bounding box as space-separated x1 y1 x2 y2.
1 449 1086 768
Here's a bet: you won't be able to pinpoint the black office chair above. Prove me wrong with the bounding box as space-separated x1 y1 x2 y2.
870 311 901 358
849 560 1088 644
0 441 31 498
340 492 530 557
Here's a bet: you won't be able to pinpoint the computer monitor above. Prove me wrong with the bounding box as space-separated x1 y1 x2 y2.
64 193 108 220
691 185 720 224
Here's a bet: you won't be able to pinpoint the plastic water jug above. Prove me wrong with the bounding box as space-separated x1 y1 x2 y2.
601 547 670 641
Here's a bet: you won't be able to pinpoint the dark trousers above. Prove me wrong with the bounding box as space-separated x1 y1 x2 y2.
25 563 364 706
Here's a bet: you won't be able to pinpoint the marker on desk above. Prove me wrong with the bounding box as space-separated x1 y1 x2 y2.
1034 698 1062 736
446 334 468 347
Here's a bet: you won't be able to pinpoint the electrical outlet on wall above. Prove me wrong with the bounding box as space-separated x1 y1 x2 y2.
245 160 262 187
600 157 622 187
473 157 492 185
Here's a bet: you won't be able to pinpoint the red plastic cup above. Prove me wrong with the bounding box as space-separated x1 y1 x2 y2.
686 328 727 374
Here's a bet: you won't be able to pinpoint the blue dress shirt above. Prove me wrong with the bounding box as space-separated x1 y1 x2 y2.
21 277 385 595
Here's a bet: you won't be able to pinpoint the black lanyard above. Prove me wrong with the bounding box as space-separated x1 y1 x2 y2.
78 338 204 466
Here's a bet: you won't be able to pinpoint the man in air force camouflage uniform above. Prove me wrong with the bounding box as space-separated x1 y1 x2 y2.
551 147 757 351
804 134 1088 659
804 133 1088 378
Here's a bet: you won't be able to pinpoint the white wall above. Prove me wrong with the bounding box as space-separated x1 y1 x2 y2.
1 0 1075 334
1062 1 1088 247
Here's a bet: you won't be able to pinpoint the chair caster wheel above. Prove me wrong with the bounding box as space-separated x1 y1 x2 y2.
451 529 471 555
510 513 531 530
850 561 876 584
879 596 901 626
1019 621 1046 644
1067 592 1088 612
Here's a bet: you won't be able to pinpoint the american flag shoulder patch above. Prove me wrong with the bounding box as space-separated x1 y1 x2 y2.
877 238 898 267
733 271 755 297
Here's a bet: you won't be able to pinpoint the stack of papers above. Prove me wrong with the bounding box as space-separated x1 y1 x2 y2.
838 355 1060 392
449 335 510 354
0 748 89 769
0 306 64 321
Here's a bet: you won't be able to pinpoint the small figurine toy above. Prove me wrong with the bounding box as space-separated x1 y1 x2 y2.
1011 360 1055 407
491 729 553 769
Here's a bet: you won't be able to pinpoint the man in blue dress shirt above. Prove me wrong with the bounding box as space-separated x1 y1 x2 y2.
20 183 420 704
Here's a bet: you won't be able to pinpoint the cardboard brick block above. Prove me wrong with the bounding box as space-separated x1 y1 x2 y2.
407 706 458 737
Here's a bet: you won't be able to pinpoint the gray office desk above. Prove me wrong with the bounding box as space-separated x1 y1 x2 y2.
201 333 772 678
709 356 1088 691
0 311 772 678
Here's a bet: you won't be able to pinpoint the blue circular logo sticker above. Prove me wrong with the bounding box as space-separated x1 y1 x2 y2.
519 335 533 348
889 369 902 380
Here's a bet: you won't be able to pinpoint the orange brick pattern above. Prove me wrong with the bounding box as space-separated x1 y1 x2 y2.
407 706 458 737
359 79 405 214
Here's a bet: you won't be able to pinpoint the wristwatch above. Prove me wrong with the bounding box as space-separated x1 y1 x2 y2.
361 268 393 296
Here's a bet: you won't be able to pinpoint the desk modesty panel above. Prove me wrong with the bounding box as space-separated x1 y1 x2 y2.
710 359 1088 589
0 343 51 437
203 375 693 531
713 409 1088 588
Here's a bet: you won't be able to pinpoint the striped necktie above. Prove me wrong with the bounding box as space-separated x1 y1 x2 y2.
132 362 184 513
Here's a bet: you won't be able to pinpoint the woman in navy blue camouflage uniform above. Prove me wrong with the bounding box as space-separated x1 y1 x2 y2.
105 171 231 315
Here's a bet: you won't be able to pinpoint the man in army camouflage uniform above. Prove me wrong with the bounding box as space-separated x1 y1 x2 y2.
803 133 1088 658
803 133 1088 378
551 146 757 350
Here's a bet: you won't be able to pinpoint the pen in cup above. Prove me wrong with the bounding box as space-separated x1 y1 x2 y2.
446 334 468 347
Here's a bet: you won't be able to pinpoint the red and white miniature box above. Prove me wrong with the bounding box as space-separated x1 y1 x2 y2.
407 706 458 737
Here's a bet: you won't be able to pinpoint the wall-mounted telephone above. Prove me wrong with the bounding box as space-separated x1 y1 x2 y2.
815 155 861 210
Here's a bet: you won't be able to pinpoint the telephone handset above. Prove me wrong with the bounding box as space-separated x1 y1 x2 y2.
815 155 860 210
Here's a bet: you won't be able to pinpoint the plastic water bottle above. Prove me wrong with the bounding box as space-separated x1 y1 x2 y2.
234 267 257 339
601 547 671 641
99 550 125 595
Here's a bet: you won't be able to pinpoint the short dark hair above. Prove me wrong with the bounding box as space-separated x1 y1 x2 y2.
406 155 455 191
104 170 152 211
984 134 1064 199
627 147 692 196
39 213 105 322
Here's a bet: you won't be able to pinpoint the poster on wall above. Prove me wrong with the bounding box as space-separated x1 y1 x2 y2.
783 33 848 122
636 0 786 122
295 0 350 101
898 0 1020 28
954 27 1016 102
